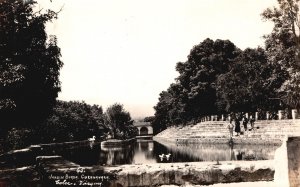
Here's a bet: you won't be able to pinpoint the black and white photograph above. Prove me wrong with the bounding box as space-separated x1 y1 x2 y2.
0 0 300 186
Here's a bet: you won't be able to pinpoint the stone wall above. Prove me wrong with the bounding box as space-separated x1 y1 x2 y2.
1 136 299 186
106 161 274 187
271 136 300 187
1 153 275 187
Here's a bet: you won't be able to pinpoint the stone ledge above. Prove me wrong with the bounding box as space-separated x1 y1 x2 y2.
101 138 136 147
0 151 275 187
154 136 282 145
159 181 275 187
106 160 274 187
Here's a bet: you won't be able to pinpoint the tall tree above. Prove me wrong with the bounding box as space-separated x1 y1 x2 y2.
104 103 137 139
175 38 240 119
39 101 107 143
262 0 300 108
0 0 63 128
153 91 172 133
216 48 283 113
153 39 240 130
153 83 187 133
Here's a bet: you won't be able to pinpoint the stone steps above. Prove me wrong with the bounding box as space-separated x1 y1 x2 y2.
155 120 300 144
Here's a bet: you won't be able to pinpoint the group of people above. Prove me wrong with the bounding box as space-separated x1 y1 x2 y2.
228 116 255 137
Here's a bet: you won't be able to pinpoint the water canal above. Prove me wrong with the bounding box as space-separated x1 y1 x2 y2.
53 140 279 166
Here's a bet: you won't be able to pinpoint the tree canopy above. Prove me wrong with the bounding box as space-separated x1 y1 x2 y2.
175 39 240 118
262 0 300 108
153 39 240 131
39 101 107 143
104 103 137 139
216 47 282 113
152 1 300 133
0 0 63 128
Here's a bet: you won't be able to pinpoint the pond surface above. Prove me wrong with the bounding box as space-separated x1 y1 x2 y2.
55 139 279 166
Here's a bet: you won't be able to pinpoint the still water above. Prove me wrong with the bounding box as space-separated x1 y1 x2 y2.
55 140 279 166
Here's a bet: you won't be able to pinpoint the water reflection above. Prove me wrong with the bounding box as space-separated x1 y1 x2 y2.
57 140 278 166
162 140 277 162
100 144 135 165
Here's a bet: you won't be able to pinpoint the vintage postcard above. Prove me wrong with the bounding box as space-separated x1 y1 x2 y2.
0 0 299 186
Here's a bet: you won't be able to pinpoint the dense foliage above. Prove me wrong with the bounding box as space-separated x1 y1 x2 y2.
5 101 137 149
262 0 300 108
0 1 135 150
0 0 63 129
104 103 137 140
176 39 240 118
38 101 108 143
153 39 241 132
217 48 283 113
153 0 300 132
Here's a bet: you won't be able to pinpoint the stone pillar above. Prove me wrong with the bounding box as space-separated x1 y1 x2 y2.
278 110 284 120
287 137 300 187
221 115 224 121
211 115 214 121
245 113 249 118
148 126 153 135
292 109 298 120
274 137 289 187
266 111 270 120
255 112 258 120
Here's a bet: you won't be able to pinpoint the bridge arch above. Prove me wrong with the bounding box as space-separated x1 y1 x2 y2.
134 122 153 137
140 126 149 135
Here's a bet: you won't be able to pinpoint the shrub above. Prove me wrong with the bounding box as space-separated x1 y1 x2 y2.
6 128 36 150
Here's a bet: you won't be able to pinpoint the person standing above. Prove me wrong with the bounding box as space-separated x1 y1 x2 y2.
249 116 255 130
242 116 248 132
228 120 234 138
234 118 241 136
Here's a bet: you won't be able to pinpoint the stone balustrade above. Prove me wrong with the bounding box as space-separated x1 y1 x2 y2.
198 109 299 122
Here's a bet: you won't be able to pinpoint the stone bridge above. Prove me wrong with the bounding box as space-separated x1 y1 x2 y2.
133 122 153 139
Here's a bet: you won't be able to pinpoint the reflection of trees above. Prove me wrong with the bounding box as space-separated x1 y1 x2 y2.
99 151 108 165
118 144 135 165
140 142 154 159
56 140 276 166
140 142 149 151
155 139 279 162
58 144 101 166
236 151 243 160
101 144 136 165
145 152 153 159
152 141 203 163
229 144 235 161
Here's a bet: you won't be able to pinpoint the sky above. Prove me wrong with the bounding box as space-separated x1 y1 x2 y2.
39 0 278 118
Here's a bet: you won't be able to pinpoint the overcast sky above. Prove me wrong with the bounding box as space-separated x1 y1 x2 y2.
40 0 277 118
